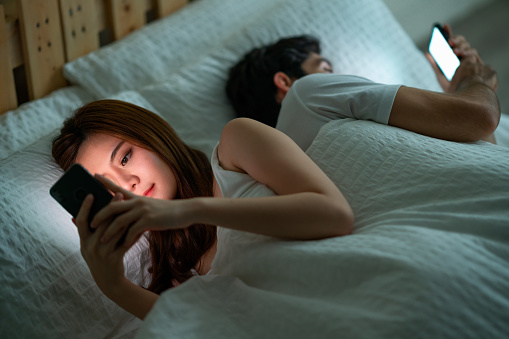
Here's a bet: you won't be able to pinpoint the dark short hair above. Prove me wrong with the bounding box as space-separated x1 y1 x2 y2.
225 35 321 127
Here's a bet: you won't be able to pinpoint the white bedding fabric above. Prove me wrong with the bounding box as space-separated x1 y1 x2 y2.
0 86 93 160
1 0 508 337
0 93 158 338
138 120 509 338
63 0 442 97
63 0 286 97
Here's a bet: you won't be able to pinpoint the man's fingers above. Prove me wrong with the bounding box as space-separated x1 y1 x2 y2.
443 23 453 38
425 53 437 69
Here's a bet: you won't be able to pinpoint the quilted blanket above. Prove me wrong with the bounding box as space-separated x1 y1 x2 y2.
138 120 509 338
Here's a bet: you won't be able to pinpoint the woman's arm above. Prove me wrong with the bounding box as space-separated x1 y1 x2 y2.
83 119 352 317
203 117 354 240
75 194 158 320
96 118 353 246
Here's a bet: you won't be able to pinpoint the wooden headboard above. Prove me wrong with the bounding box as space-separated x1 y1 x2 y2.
0 0 189 115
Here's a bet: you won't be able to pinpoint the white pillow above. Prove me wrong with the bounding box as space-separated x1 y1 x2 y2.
224 0 442 90
64 0 442 102
63 0 289 97
0 91 157 339
136 57 235 159
0 86 93 161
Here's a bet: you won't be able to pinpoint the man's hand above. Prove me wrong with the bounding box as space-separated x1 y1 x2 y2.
426 24 498 94
450 55 498 93
391 24 500 143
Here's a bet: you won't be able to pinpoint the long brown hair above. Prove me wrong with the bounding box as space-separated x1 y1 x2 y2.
52 99 216 294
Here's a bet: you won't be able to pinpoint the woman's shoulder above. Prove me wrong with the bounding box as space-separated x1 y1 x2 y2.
217 118 276 174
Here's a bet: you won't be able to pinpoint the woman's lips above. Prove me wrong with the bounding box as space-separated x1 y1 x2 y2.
143 184 155 197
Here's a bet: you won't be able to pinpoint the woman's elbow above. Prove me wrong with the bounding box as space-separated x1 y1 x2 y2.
343 206 355 235
332 203 354 236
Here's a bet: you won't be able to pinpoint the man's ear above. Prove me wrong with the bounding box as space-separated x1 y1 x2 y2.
273 72 294 103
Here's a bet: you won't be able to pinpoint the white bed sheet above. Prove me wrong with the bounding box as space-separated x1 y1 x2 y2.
1 0 508 337
138 120 509 338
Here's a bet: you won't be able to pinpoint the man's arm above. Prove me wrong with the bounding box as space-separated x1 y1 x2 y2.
389 26 500 143
389 58 500 142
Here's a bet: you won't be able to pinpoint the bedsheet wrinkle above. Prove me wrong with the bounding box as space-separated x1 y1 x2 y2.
138 120 509 338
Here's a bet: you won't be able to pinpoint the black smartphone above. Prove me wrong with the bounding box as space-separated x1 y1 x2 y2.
428 23 461 81
50 164 113 224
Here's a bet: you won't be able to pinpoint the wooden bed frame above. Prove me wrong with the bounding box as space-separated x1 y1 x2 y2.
0 0 189 115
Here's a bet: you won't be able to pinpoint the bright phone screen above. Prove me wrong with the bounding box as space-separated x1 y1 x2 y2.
428 27 460 81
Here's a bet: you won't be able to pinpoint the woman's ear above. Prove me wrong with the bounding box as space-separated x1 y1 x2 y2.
273 72 294 103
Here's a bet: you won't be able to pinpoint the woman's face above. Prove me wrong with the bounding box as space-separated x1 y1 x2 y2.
76 133 177 200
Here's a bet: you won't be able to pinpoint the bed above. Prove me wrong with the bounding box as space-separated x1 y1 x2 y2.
1 0 508 338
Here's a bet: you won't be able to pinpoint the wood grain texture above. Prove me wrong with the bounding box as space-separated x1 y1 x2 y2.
0 5 17 113
18 0 67 100
59 0 100 62
156 0 188 18
110 0 146 40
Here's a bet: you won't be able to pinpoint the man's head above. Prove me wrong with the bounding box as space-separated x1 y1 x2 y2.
225 35 333 127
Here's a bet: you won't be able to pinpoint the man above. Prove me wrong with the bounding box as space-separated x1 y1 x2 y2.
225 26 500 150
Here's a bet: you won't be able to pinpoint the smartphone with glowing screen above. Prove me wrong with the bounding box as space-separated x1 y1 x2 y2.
428 24 461 81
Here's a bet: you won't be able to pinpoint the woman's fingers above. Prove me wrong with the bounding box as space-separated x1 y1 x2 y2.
95 174 136 199
90 192 124 229
122 222 146 250
75 194 94 238
91 195 133 229
100 206 142 243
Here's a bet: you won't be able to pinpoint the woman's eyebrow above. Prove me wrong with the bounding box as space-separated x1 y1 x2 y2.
110 141 125 163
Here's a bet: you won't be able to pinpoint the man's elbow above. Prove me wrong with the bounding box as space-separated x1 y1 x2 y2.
474 102 501 141
459 98 500 142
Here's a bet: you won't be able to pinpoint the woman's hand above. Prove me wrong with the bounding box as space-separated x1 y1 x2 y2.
74 192 130 298
91 175 194 249
74 183 162 319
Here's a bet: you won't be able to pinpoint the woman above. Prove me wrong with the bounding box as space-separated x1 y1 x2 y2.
52 99 353 319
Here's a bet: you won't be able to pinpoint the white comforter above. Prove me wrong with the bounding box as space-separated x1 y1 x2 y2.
138 120 509 338
2 0 508 337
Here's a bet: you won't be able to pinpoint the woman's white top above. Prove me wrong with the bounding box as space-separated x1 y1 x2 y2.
210 143 276 199
207 144 277 275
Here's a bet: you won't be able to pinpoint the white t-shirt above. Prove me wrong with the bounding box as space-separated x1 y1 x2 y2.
276 73 401 150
